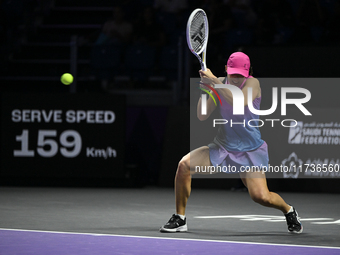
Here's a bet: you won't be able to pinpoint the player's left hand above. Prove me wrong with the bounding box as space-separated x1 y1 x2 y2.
199 69 217 87
199 69 216 79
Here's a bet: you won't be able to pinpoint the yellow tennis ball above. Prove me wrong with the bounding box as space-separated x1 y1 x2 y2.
61 73 73 85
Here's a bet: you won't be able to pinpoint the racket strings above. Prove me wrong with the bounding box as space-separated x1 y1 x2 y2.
190 12 207 53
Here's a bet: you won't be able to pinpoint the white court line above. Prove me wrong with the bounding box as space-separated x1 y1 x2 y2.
312 220 340 224
0 228 340 250
194 215 335 222
195 215 280 219
194 215 334 221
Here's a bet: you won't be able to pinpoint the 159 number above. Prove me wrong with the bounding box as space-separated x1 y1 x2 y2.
14 129 82 158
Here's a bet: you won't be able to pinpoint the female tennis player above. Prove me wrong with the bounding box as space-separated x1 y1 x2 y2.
160 52 303 234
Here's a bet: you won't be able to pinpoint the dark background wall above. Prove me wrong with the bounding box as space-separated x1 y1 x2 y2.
1 0 340 192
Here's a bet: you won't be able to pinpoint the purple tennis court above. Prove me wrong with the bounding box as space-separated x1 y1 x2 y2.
1 229 340 255
1 187 340 255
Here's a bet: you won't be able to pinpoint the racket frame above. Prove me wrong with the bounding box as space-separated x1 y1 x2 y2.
186 8 209 71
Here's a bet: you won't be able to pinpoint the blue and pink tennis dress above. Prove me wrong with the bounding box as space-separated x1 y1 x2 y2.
208 76 269 172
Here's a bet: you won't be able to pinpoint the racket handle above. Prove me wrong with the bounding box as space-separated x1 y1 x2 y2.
202 48 207 71
201 61 207 71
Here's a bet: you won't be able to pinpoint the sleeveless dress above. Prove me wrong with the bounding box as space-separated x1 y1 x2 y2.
208 76 269 172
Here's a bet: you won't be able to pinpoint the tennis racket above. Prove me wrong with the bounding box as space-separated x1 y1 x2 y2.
186 8 209 71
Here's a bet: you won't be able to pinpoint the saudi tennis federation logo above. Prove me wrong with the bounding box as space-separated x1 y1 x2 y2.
288 121 303 144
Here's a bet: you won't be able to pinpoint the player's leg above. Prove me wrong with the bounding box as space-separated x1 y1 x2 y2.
240 171 303 233
240 171 290 213
160 146 211 232
176 146 211 215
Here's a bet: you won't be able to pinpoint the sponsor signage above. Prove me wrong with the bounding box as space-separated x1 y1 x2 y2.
262 108 340 178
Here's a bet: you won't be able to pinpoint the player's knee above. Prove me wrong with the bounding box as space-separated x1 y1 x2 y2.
177 157 190 176
250 191 271 206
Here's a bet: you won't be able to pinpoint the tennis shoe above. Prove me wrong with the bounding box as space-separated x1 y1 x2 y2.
159 214 187 233
285 206 303 234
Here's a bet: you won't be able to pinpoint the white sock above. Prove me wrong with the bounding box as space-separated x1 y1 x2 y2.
176 214 186 220
286 206 294 214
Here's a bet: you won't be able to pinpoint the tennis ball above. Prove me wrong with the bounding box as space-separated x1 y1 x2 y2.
61 73 73 85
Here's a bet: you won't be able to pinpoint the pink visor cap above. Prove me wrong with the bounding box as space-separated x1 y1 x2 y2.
226 52 250 77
